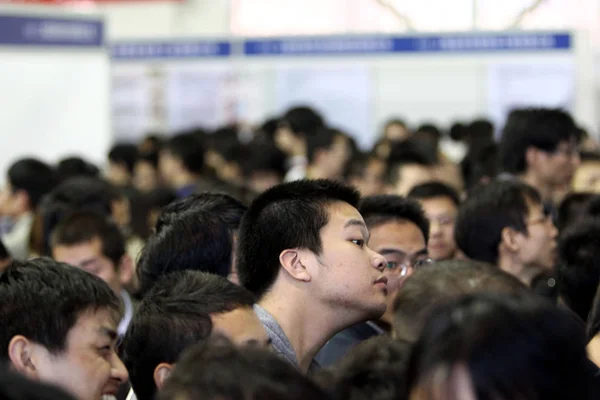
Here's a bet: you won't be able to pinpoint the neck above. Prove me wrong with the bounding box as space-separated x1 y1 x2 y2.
172 171 199 190
520 171 552 203
498 255 539 287
259 289 343 373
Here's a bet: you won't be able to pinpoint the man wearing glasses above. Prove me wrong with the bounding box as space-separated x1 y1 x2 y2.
316 195 431 367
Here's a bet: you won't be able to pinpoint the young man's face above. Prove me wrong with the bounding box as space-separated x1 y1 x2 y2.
532 139 580 188
368 219 428 322
32 308 128 400
106 162 131 188
515 200 558 270
309 202 388 320
210 307 270 347
53 237 123 294
419 196 458 261
134 160 158 193
159 150 179 185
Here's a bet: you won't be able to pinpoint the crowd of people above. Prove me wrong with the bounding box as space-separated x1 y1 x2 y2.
1 105 600 399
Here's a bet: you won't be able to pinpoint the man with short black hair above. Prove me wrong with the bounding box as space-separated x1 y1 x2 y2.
0 158 55 259
121 270 269 400
455 180 558 286
385 141 435 195
0 258 128 400
107 143 139 188
50 211 135 336
499 108 580 205
305 128 351 181
237 179 388 373
316 194 430 366
159 133 205 198
408 181 461 261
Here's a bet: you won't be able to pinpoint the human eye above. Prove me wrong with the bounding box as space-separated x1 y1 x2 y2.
386 261 398 270
350 239 365 248
414 258 434 269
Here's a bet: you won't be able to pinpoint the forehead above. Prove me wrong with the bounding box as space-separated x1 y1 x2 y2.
420 196 458 213
53 237 103 259
369 220 426 253
324 202 363 227
66 308 118 345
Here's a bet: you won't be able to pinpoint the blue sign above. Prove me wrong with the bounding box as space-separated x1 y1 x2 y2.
244 33 571 56
112 41 231 60
0 15 103 47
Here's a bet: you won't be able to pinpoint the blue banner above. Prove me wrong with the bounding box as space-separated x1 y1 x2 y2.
244 33 571 56
0 15 103 47
112 41 231 60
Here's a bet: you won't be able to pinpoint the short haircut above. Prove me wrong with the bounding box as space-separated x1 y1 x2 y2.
36 177 121 256
306 127 339 163
461 143 498 190
121 271 255 400
0 258 120 359
0 368 76 400
393 259 526 342
557 220 600 321
454 180 541 265
499 108 577 174
385 141 435 185
407 293 596 400
415 123 441 139
408 181 461 207
155 192 247 233
359 195 430 244
323 336 411 400
7 158 56 209
238 179 360 297
137 210 233 297
108 143 139 174
164 133 205 174
157 337 329 400
56 157 99 183
239 141 286 179
280 106 325 137
50 211 126 267
138 151 159 169
557 192 593 231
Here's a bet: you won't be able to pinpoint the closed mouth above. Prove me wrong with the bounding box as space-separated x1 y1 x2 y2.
374 276 388 286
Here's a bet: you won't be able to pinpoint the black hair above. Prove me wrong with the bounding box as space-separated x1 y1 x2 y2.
408 181 461 207
239 141 286 180
385 140 435 185
499 108 577 174
407 293 596 400
557 192 594 231
36 177 121 256
157 336 330 400
164 133 205 174
306 127 340 164
137 210 233 297
50 211 125 267
156 192 247 233
122 271 255 400
237 179 360 298
280 106 325 137
0 240 8 261
359 195 429 244
56 157 99 183
0 368 76 400
137 151 159 169
557 220 600 321
393 259 526 342
258 117 279 142
454 180 541 264
0 258 120 359
108 143 139 174
323 336 411 400
461 142 498 189
7 158 56 209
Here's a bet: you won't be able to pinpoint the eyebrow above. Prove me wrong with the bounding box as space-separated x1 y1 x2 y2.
378 248 428 257
344 219 370 240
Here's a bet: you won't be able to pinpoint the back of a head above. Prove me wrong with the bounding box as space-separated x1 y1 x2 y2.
50 211 125 266
385 140 436 187
407 181 461 207
557 192 594 231
237 179 360 298
455 180 541 265
0 368 76 400
108 143 139 174
557 220 600 321
122 270 255 400
0 258 119 359
157 337 330 400
393 259 526 342
281 106 325 137
164 133 205 174
37 177 121 256
499 108 577 174
407 293 596 400
156 191 247 233
325 336 411 400
56 157 99 183
8 158 56 210
239 141 286 178
137 210 233 296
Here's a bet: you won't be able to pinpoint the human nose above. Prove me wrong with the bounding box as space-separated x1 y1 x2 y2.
111 352 129 384
370 248 387 272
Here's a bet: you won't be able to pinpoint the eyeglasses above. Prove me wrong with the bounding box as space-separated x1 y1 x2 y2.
386 257 434 277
